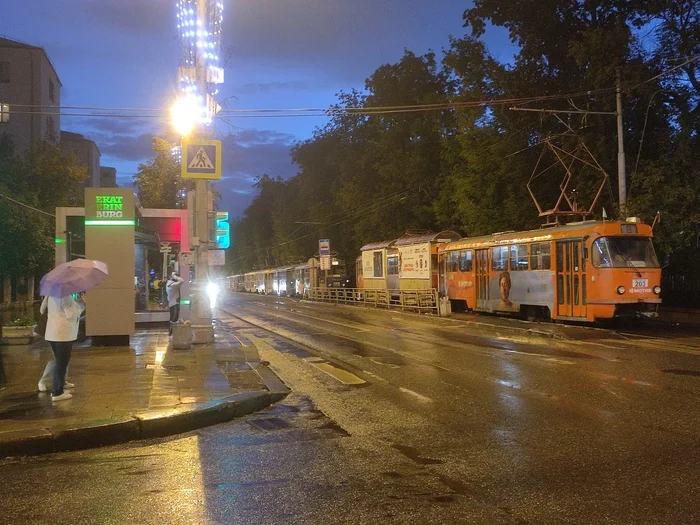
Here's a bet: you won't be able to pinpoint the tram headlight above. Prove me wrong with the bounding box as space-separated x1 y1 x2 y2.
653 285 661 295
616 285 626 295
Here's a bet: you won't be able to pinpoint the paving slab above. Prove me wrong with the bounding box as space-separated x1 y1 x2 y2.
0 312 289 457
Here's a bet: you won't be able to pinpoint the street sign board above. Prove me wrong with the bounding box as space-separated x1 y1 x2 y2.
182 139 222 180
179 251 194 266
320 255 331 270
319 238 330 256
208 249 225 266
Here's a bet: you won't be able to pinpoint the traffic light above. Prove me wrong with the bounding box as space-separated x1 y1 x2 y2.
212 211 230 249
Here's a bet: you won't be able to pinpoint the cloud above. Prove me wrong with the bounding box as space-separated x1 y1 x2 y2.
78 0 173 34
215 129 299 215
226 0 465 80
235 81 312 94
64 116 169 163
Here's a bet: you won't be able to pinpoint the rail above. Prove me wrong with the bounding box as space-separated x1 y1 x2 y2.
306 287 439 313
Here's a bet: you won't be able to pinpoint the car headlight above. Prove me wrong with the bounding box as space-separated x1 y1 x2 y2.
653 286 661 295
617 286 626 295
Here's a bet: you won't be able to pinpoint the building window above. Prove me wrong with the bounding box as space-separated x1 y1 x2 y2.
0 62 9 83
0 103 9 123
49 80 55 102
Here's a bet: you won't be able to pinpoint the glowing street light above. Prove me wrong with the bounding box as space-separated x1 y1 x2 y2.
170 95 201 137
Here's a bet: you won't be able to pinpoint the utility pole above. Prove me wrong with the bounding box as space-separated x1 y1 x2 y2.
510 72 629 219
190 0 214 344
616 69 627 218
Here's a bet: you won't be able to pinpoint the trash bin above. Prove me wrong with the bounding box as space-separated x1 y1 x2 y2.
172 322 192 350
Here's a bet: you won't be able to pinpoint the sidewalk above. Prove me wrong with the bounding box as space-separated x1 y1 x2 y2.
0 311 289 457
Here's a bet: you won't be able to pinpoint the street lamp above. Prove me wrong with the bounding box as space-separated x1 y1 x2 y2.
170 96 201 137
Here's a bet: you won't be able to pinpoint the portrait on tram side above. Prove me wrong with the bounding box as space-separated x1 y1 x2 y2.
496 271 518 312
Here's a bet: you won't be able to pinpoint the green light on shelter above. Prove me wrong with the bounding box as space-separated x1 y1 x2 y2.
84 220 136 226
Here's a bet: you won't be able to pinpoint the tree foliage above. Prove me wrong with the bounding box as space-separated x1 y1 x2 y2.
230 2 700 275
133 137 186 209
0 135 87 277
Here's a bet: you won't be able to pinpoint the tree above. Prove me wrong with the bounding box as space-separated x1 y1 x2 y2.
133 137 186 209
0 136 87 278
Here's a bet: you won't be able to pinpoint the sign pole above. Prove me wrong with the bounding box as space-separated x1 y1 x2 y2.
189 0 215 344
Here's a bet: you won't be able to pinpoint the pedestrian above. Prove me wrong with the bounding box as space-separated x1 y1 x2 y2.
39 293 85 402
166 272 184 335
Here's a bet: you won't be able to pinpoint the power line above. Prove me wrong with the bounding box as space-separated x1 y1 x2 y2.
0 191 55 218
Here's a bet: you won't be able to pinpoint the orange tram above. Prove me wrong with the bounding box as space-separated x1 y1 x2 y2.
438 218 662 322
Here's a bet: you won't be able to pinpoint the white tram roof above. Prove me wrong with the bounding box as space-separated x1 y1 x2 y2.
394 230 461 246
360 239 396 251
362 230 461 251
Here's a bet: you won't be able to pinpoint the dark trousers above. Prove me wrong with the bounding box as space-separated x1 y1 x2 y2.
0 349 5 388
169 304 180 335
49 341 72 396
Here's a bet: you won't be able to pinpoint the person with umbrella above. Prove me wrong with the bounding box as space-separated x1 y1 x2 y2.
38 259 108 402
39 293 85 401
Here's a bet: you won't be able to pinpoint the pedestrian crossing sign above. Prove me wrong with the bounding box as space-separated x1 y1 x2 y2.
181 139 222 179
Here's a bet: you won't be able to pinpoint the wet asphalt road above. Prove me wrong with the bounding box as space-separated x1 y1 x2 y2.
1 291 699 524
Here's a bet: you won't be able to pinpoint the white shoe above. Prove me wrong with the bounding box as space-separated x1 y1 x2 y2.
64 382 75 389
51 392 73 402
38 382 49 392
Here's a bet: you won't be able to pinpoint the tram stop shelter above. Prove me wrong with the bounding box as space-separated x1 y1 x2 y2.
55 188 191 346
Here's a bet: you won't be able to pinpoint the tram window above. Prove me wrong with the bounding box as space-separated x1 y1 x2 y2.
530 242 551 270
373 251 383 277
492 246 508 271
591 238 611 268
387 256 399 275
459 250 473 272
431 254 438 271
447 252 459 272
510 245 528 271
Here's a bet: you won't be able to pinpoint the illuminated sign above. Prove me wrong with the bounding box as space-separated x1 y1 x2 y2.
95 195 124 218
85 189 135 227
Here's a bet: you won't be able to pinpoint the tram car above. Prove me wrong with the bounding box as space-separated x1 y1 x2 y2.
228 257 346 297
438 218 662 322
357 231 461 299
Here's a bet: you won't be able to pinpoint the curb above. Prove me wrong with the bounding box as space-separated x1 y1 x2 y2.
0 390 288 458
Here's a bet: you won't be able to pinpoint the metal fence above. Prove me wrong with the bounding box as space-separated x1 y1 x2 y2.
306 287 439 313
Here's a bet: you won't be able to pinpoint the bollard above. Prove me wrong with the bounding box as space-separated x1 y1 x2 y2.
439 297 452 317
172 321 192 349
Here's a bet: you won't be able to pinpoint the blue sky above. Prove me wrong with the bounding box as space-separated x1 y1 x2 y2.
1 0 515 216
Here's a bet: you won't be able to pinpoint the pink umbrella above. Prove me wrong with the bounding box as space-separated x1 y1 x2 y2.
40 259 109 297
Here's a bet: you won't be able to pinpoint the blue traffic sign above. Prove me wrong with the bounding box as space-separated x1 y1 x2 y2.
182 139 222 179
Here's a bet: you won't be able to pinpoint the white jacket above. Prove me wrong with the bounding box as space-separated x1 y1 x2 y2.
40 295 84 342
166 276 184 307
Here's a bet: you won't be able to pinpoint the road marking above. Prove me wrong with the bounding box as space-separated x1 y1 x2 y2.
399 387 432 403
362 370 388 383
310 362 366 385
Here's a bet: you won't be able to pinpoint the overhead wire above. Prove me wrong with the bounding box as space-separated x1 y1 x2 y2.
0 191 56 218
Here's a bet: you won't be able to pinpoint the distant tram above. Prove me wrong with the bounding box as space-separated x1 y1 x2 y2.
438 218 662 322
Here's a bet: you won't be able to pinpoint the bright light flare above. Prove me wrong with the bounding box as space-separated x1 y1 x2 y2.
207 281 219 309
170 96 201 136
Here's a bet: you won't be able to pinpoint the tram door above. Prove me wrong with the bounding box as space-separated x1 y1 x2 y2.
475 249 490 308
555 241 586 318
